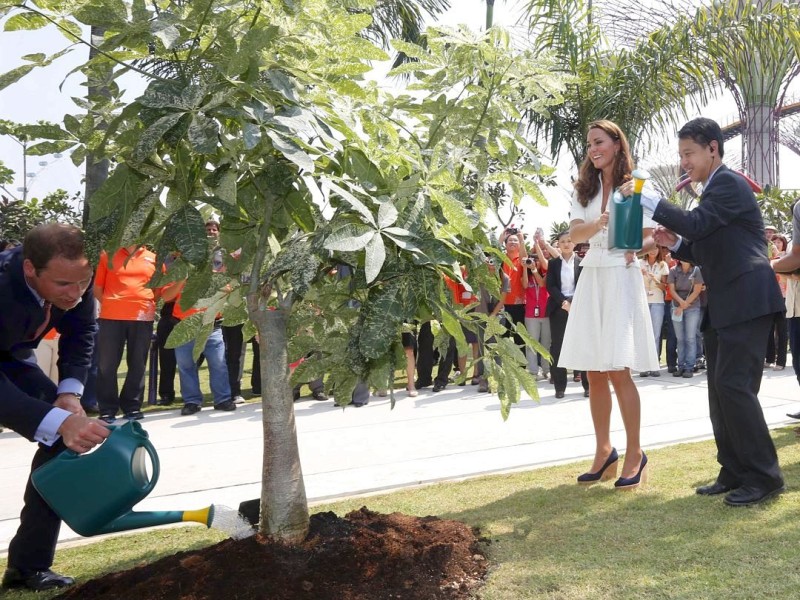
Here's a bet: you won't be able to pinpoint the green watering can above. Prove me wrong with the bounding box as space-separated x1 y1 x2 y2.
607 168 650 252
32 420 212 537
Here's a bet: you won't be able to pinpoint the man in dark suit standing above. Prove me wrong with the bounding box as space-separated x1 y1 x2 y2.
0 224 110 591
648 118 785 507
546 231 589 399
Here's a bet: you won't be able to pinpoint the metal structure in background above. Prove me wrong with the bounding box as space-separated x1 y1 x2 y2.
595 0 800 189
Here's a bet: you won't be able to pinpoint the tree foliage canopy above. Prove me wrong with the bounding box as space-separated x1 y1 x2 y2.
0 0 566 418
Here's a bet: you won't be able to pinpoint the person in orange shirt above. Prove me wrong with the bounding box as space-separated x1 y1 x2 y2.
94 245 158 422
33 328 60 384
444 268 480 386
499 226 528 352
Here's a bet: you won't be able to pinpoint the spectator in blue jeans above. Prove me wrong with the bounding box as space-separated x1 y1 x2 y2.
174 325 235 415
161 283 236 416
668 261 704 378
639 247 670 377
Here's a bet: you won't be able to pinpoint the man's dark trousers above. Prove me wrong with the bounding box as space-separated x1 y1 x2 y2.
96 319 153 416
704 313 783 490
2 360 64 572
156 303 177 402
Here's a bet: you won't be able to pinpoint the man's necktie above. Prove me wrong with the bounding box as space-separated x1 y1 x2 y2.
30 301 52 341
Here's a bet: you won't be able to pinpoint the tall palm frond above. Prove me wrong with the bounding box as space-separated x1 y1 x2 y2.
347 0 451 68
520 0 715 166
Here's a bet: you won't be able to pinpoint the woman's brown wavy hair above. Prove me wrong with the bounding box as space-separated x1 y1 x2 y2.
574 120 634 207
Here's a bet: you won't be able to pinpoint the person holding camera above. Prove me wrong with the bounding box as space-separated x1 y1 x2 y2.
499 226 528 353
523 234 551 380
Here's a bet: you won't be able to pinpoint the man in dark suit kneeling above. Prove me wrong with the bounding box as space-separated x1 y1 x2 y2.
0 224 110 591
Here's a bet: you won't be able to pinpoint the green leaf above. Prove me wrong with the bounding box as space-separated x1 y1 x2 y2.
16 123 72 140
56 18 82 40
89 165 146 222
27 140 76 155
162 205 209 266
285 190 316 231
430 189 474 239
377 201 398 229
214 168 237 205
20 53 46 63
180 267 213 311
133 112 183 162
324 224 375 252
344 147 385 190
152 21 180 50
364 232 385 284
165 312 206 348
289 252 322 298
389 39 430 62
326 180 376 226
188 114 219 154
0 64 34 92
266 131 314 172
440 307 468 356
63 114 81 135
359 283 405 360
4 13 48 31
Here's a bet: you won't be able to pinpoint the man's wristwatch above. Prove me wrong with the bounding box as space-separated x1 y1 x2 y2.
58 392 82 400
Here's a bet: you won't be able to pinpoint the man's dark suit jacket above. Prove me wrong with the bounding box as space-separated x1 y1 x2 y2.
652 164 784 330
545 254 583 317
0 246 96 441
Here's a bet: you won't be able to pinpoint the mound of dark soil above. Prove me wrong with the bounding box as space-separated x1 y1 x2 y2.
54 508 489 600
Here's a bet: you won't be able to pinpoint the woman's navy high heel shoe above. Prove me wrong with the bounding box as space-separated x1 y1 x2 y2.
577 448 619 484
614 452 648 490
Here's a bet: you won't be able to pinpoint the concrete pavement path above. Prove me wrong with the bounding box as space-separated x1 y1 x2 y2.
1 365 798 554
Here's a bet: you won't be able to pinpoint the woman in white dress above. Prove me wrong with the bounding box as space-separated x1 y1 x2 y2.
560 120 659 490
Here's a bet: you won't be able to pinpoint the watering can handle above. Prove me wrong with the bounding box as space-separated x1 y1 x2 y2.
139 440 161 494
59 424 118 459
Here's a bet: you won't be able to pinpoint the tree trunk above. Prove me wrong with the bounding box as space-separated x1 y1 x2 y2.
743 102 778 188
247 297 309 542
82 25 110 228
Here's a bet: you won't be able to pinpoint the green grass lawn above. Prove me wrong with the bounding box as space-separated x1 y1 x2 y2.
3 430 800 599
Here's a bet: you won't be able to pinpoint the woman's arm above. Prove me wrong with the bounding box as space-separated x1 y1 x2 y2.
569 218 605 244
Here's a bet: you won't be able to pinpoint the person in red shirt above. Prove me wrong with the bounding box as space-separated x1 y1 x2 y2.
94 245 158 422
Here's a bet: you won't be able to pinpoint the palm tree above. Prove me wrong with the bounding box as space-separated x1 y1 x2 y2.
519 0 714 167
579 0 800 188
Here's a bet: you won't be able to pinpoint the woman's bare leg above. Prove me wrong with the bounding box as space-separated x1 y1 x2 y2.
608 369 643 478
585 371 614 472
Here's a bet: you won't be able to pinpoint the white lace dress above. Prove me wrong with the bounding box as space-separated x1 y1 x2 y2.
558 184 660 372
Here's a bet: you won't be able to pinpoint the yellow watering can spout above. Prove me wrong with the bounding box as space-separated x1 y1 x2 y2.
93 506 214 536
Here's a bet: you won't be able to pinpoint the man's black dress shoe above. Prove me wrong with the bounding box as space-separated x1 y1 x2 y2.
696 481 734 496
723 484 785 507
2 567 75 591
555 391 565 399
787 411 800 420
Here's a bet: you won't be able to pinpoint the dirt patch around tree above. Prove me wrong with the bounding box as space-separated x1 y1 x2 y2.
54 508 490 600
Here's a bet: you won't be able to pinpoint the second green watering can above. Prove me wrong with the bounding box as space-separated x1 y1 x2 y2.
32 420 212 537
607 168 650 252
